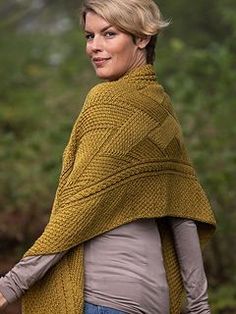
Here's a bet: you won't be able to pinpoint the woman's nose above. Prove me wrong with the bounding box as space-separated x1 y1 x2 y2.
90 35 103 52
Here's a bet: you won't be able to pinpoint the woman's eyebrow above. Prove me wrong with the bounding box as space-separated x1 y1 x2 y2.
85 25 113 33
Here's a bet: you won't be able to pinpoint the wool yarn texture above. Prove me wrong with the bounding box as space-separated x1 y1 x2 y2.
22 64 216 314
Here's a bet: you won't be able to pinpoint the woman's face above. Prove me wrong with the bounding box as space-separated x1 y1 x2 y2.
84 11 148 81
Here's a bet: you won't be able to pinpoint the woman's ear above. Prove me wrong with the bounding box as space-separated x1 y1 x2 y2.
136 36 151 49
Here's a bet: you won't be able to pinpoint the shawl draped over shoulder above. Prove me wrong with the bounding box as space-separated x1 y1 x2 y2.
22 64 216 314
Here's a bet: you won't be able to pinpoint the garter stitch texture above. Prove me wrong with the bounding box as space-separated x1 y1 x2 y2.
22 64 216 314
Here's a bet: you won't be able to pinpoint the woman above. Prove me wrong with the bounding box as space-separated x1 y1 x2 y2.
0 0 216 313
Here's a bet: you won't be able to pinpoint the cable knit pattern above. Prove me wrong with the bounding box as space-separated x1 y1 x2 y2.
21 64 216 314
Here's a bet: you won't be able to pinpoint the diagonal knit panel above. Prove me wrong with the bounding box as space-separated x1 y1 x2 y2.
148 114 184 150
101 110 158 157
22 64 216 314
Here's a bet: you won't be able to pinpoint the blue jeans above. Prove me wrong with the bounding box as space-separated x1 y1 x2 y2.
84 301 127 314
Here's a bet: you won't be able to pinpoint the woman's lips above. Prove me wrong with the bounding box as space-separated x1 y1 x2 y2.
93 57 111 67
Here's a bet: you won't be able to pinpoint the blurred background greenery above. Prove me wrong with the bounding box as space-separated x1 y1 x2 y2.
0 0 235 313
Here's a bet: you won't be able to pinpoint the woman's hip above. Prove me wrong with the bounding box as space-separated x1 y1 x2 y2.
84 301 127 314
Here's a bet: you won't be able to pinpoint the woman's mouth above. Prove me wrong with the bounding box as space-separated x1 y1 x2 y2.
92 57 111 67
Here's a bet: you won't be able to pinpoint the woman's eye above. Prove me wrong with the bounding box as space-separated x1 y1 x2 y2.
85 34 94 40
104 31 116 38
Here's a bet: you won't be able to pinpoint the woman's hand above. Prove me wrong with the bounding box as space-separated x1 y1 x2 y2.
0 292 8 311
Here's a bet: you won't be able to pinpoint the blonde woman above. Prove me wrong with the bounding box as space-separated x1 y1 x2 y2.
0 0 216 313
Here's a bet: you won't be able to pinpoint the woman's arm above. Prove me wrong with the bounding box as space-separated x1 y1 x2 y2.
0 293 7 310
0 251 66 309
169 217 211 314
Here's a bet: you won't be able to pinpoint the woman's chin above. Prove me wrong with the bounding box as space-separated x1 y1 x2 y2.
95 68 110 80
95 69 122 81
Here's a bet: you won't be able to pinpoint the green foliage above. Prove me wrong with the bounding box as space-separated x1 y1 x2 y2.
209 284 236 313
157 0 236 48
0 28 98 250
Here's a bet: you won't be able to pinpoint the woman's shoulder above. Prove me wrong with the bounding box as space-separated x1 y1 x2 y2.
84 75 168 111
85 81 124 104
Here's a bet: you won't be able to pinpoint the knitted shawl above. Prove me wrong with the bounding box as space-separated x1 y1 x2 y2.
22 64 216 314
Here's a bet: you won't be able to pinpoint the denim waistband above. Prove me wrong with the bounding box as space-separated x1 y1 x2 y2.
84 301 127 314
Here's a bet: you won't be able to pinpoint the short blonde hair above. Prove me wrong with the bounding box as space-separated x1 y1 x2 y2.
80 0 170 64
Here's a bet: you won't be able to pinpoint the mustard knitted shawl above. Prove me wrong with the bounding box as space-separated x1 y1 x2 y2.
22 64 216 314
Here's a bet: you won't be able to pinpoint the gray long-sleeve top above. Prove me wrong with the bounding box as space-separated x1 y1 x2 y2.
0 218 210 313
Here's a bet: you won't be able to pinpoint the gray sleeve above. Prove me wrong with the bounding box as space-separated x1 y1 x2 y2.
0 251 66 304
169 217 211 314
